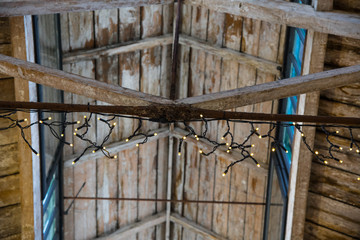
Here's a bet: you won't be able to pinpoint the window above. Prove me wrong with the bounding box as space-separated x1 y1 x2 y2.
33 14 64 240
263 0 309 239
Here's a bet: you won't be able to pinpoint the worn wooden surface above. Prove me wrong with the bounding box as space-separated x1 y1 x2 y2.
183 0 360 39
303 2 360 237
0 0 173 16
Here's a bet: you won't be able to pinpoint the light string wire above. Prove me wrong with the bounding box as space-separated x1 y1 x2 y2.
0 109 359 179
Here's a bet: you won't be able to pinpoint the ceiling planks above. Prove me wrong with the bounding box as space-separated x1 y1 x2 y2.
184 0 360 39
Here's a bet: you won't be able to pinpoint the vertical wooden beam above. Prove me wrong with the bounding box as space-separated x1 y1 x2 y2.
165 128 174 240
10 15 41 240
285 1 332 239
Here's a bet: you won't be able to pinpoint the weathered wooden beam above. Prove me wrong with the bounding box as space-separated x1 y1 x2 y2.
165 125 174 240
179 34 281 75
62 34 173 64
0 0 173 17
170 213 227 240
64 127 169 167
171 127 269 173
183 0 360 39
96 212 166 240
0 54 173 106
2 101 360 125
177 65 360 110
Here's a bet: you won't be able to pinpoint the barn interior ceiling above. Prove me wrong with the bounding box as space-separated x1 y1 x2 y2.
0 0 359 239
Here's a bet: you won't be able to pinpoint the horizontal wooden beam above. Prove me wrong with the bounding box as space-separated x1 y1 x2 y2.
96 212 166 240
171 127 269 173
0 54 173 106
170 213 227 240
184 0 360 39
177 65 360 110
2 101 360 125
0 0 173 17
63 34 173 64
64 127 169 167
179 34 281 75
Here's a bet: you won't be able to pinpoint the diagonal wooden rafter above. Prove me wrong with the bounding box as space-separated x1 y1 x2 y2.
184 0 360 39
0 54 173 106
62 34 173 64
177 65 360 110
0 0 173 17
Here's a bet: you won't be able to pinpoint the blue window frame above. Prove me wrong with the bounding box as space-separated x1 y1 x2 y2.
263 1 310 239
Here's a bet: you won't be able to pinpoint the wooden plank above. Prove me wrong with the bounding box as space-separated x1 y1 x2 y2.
195 10 223 238
183 0 360 39
0 18 11 44
309 162 360 208
0 0 173 16
211 157 231 237
118 6 141 140
179 34 281 75
10 16 39 240
97 212 166 240
165 135 174 240
0 174 20 208
118 147 138 240
177 64 360 110
171 138 185 240
306 192 360 238
138 141 158 239
304 221 354 240
182 143 200 240
0 204 21 239
63 34 173 64
320 82 360 106
63 166 75 240
96 156 118 235
170 213 227 240
244 169 266 239
73 159 97 239
0 54 173 106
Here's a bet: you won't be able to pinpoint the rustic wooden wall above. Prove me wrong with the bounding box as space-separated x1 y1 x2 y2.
304 1 360 239
61 4 173 239
0 17 21 240
172 4 284 240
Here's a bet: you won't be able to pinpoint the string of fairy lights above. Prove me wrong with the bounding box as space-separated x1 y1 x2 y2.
1 109 359 180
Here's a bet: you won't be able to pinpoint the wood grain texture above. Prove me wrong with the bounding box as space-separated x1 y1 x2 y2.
304 221 355 240
178 34 281 75
309 162 360 208
0 0 173 16
183 0 360 39
0 204 21 239
0 54 174 106
306 192 360 238
118 147 138 240
0 174 20 208
177 64 360 110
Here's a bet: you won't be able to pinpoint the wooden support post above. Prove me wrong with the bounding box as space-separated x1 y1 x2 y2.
179 34 281 75
165 125 174 240
183 0 360 39
177 64 360 110
10 16 42 240
285 1 333 239
96 212 166 240
170 213 227 240
0 0 173 16
0 54 173 106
